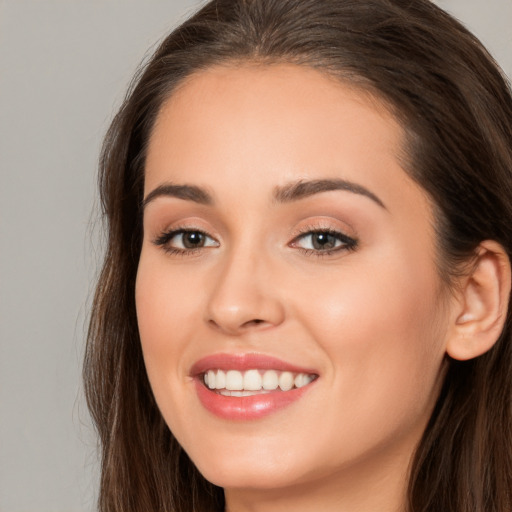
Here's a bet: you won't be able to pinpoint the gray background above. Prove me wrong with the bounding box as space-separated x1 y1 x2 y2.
0 1 510 511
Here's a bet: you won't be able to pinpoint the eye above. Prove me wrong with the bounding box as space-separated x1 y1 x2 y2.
153 229 219 254
291 229 357 255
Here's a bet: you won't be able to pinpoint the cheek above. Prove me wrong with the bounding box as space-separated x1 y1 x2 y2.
293 251 448 425
135 252 198 393
136 248 204 338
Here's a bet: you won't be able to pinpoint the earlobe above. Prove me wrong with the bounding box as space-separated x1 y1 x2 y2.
446 240 511 361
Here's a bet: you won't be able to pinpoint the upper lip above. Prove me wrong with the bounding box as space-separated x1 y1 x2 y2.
190 352 318 377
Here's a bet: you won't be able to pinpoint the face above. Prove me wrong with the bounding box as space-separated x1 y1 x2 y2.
136 64 451 496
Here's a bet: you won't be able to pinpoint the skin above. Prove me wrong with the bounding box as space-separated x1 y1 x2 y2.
136 64 459 512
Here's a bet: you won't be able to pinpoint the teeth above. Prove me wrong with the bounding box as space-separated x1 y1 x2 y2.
243 369 262 391
226 370 243 390
262 370 279 390
203 369 316 393
279 371 294 391
294 373 314 388
215 370 226 390
207 370 216 390
220 390 272 397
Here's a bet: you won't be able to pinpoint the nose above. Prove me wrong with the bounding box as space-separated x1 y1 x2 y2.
204 249 286 336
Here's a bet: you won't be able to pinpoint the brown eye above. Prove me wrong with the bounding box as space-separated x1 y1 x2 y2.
154 229 219 253
310 232 337 250
182 231 206 248
292 229 357 254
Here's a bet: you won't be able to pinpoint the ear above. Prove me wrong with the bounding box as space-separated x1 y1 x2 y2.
446 240 511 361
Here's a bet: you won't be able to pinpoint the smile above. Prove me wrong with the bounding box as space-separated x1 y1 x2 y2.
203 369 316 395
191 353 319 420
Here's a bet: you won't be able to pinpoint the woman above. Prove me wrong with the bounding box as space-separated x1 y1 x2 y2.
84 0 512 510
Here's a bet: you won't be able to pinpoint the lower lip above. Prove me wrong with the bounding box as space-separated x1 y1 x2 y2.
194 379 315 420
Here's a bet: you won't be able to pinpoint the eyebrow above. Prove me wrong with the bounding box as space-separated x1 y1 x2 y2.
273 179 386 209
142 183 213 209
142 178 386 210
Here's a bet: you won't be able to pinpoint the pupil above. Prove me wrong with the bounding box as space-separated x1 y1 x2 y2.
183 232 204 248
312 233 335 250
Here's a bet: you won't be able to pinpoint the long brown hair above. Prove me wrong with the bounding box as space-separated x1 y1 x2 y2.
84 1 512 510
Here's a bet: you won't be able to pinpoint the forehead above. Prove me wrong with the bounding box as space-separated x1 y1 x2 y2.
145 63 430 218
148 63 400 168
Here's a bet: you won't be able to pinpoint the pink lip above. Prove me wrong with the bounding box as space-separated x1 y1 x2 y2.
190 353 318 421
190 352 317 375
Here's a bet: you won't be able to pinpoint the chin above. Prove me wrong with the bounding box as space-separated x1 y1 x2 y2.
187 442 310 490
198 462 304 490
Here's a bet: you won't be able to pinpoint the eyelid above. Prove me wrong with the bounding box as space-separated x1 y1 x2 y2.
291 220 356 240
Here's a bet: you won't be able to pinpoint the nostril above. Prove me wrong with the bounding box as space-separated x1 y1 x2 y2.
207 317 268 335
245 319 264 326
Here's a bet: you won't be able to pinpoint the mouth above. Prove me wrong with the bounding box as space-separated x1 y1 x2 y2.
191 353 319 420
202 369 317 396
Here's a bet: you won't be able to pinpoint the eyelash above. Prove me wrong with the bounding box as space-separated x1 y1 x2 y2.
152 226 358 258
291 226 358 257
153 227 217 257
